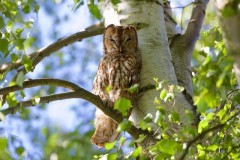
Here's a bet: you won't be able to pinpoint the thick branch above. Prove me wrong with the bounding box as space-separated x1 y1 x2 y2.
170 0 209 101
0 22 104 74
0 78 80 95
215 0 240 85
183 0 209 45
1 89 145 140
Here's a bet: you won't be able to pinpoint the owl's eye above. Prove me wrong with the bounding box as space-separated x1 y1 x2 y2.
126 38 131 42
109 38 115 42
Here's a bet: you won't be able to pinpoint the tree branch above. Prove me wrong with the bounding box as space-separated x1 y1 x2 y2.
0 22 104 74
0 78 80 95
183 0 209 45
179 110 240 160
1 87 147 140
169 0 209 105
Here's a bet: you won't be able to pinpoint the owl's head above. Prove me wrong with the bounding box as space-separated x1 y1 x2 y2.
103 24 138 54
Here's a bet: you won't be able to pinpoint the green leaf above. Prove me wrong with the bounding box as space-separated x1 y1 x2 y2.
21 55 33 72
0 16 4 29
107 153 118 160
6 93 18 107
15 38 26 50
233 91 240 104
131 146 142 158
0 39 8 54
111 0 121 5
16 71 24 87
23 5 31 13
114 98 132 116
118 118 132 131
127 84 139 93
15 28 24 37
88 4 102 20
16 146 24 155
11 53 18 62
0 138 7 150
206 145 218 151
164 92 174 102
196 98 208 113
134 134 146 143
34 5 40 13
72 0 84 11
160 89 167 100
104 142 115 150
168 111 180 123
203 55 211 66
150 139 180 155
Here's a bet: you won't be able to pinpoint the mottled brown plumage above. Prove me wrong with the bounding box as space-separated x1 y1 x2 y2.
91 24 141 148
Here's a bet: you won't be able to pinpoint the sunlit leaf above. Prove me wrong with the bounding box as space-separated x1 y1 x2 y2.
131 146 142 158
150 139 180 155
160 89 167 100
114 98 132 116
0 138 7 150
206 145 218 151
88 4 102 20
127 84 139 93
104 142 115 151
6 93 18 107
21 55 33 72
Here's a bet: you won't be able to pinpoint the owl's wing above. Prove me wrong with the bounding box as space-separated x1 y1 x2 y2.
93 56 109 98
129 51 142 88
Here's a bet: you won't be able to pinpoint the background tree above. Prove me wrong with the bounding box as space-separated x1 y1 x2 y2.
0 0 239 159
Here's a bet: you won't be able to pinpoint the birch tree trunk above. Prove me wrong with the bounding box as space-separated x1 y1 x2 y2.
99 0 195 145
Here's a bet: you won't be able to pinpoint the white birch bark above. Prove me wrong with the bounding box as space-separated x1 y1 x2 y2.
99 0 194 132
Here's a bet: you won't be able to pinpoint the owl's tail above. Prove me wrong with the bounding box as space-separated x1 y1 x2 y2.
91 109 119 148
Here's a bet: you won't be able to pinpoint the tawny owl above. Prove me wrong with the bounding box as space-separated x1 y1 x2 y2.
91 24 142 148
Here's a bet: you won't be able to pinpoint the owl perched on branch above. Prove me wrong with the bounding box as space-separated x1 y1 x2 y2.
91 24 142 148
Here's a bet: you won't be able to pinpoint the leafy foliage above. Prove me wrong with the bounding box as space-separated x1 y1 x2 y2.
0 1 239 160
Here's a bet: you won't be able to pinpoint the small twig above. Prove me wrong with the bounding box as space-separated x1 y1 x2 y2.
179 110 240 160
221 145 240 160
227 89 240 98
179 124 224 160
139 84 155 93
0 22 104 74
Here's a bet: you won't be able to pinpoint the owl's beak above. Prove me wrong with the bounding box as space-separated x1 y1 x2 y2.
119 46 122 53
